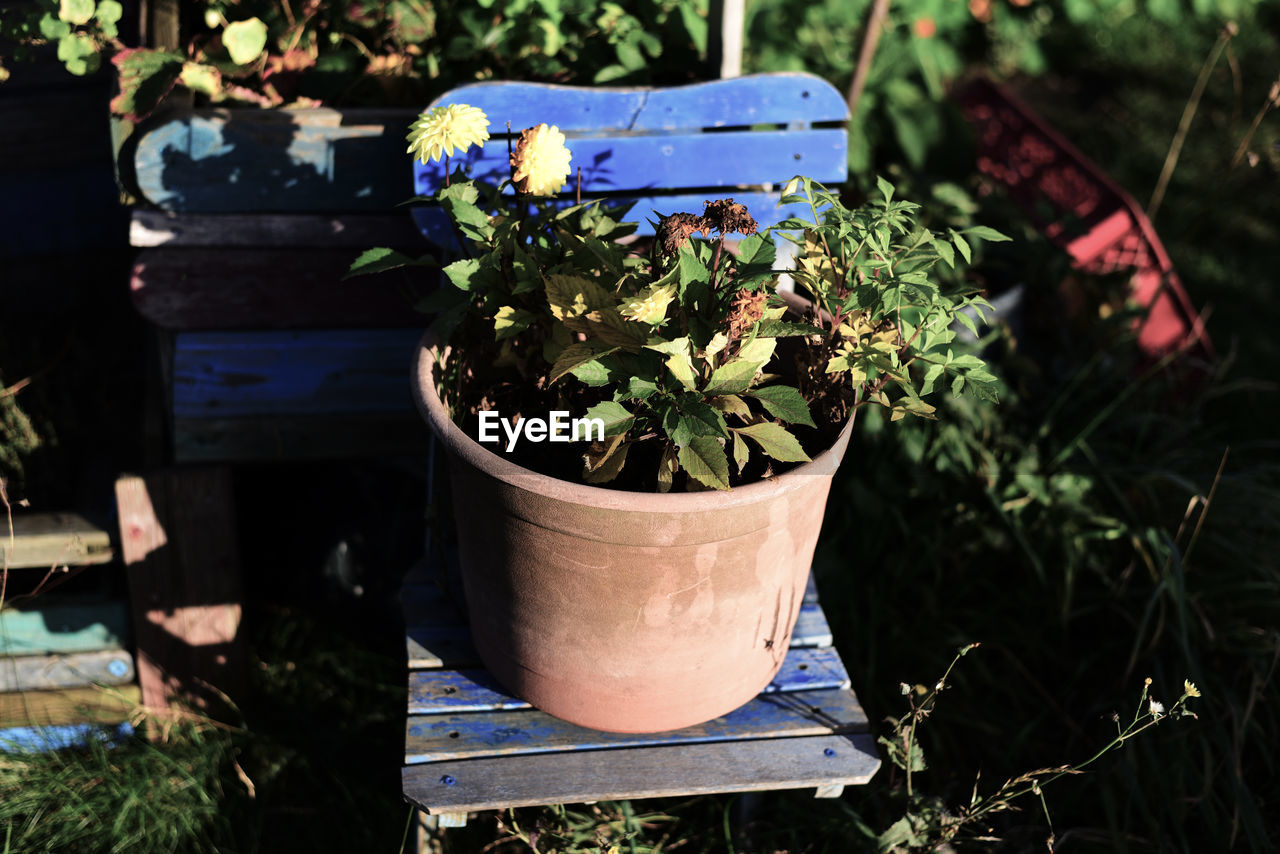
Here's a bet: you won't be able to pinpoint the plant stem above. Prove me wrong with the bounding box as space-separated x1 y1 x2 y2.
847 0 891 118
1147 23 1235 220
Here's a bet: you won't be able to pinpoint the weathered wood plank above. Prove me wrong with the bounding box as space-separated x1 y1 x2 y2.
0 599 131 655
132 107 418 212
2 513 114 569
116 470 243 715
131 249 429 331
405 686 867 764
407 646 850 715
0 684 141 728
406 626 479 670
402 732 879 814
171 329 423 418
430 74 849 133
0 649 136 692
130 211 425 248
172 413 429 463
413 128 848 196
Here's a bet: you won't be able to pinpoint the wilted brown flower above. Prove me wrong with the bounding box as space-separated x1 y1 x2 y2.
657 212 706 257
702 199 758 236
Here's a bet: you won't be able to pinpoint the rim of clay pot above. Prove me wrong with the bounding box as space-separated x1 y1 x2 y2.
411 298 854 513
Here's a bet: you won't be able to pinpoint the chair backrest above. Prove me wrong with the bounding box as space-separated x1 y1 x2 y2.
410 73 848 245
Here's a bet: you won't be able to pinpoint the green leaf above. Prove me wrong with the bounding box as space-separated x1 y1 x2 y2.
58 0 95 26
712 394 752 419
493 305 537 341
920 363 946 397
746 385 815 428
949 229 971 264
570 359 612 387
963 225 1011 243
583 400 633 437
343 247 435 279
875 174 895 204
94 0 122 23
656 444 677 493
443 257 480 291
731 431 750 474
735 336 776 369
545 274 614 323
703 358 760 396
663 351 697 391
583 436 630 484
223 17 268 66
678 436 730 490
628 377 659 400
550 343 616 384
733 422 810 463
39 14 71 40
57 33 98 75
755 319 824 337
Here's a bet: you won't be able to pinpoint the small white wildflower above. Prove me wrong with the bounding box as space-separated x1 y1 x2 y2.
1149 699 1165 718
900 682 911 696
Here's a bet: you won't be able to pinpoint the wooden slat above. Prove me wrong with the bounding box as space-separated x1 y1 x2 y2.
407 646 850 716
2 513 113 569
0 684 141 728
172 413 429 463
0 721 133 754
132 107 418 212
0 649 136 692
131 249 429 331
130 211 425 249
405 686 867 764
116 470 243 715
402 732 879 814
430 74 849 132
171 329 422 418
413 129 848 196
406 626 477 670
0 599 131 655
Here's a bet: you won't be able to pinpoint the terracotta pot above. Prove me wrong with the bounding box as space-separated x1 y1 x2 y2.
411 331 853 733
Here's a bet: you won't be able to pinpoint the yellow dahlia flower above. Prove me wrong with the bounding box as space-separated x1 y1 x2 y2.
406 104 490 165
620 284 676 325
511 123 572 196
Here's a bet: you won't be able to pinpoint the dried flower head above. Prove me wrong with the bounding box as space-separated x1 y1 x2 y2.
1149 699 1165 718
724 289 768 341
658 212 706 257
702 198 758 236
406 104 491 165
511 123 573 196
621 284 677 325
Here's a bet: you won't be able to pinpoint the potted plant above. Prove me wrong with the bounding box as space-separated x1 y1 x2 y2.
362 105 1006 733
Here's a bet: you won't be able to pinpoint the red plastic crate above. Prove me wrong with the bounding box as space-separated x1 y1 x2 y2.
954 77 1213 362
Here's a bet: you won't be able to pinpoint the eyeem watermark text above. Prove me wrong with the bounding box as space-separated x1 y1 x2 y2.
478 411 605 452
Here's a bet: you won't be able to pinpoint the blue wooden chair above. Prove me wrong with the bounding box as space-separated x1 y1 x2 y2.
399 73 879 830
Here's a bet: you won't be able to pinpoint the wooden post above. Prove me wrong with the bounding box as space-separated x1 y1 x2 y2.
115 468 244 718
719 0 744 79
